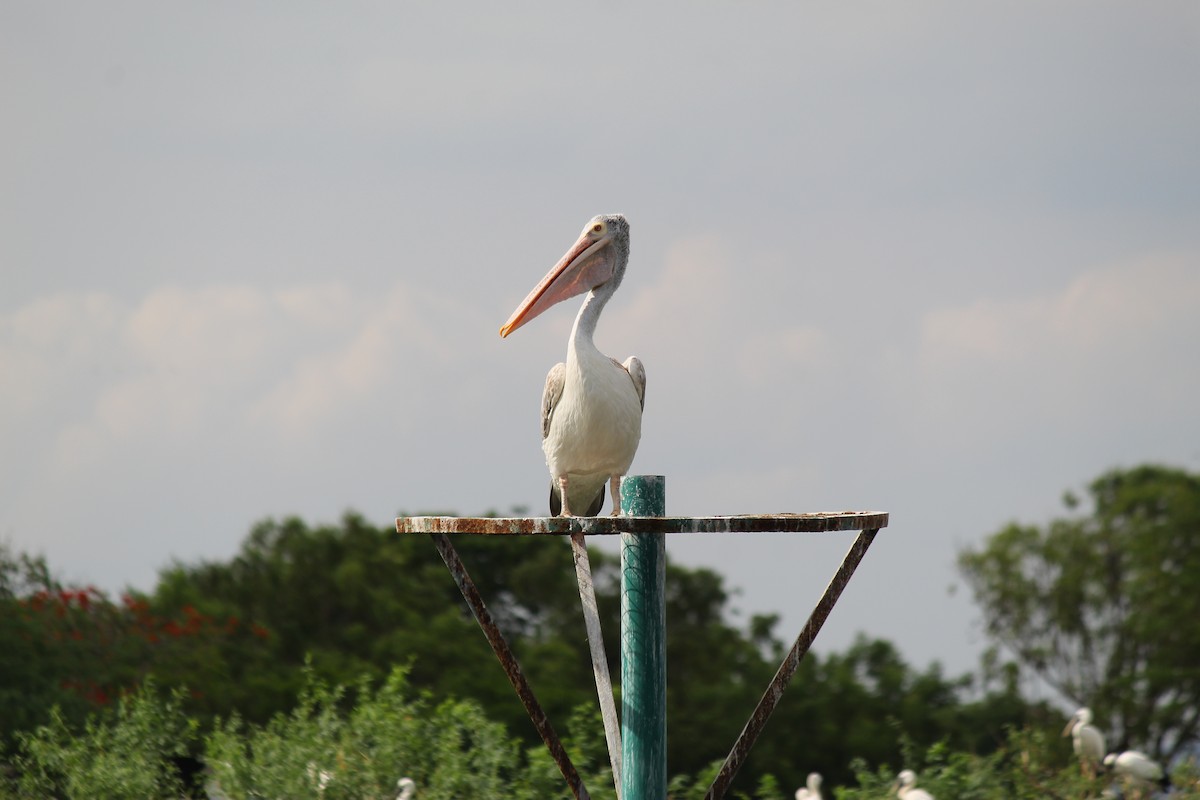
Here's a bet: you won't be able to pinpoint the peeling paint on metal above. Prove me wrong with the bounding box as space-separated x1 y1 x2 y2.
397 512 889 536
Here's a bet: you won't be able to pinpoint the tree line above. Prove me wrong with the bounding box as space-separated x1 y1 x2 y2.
1 463 1197 797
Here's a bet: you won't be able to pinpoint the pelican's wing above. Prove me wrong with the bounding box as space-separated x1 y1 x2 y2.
541 361 566 440
620 356 647 410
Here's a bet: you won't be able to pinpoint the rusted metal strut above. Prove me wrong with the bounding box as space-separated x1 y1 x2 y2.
703 527 881 800
429 533 591 800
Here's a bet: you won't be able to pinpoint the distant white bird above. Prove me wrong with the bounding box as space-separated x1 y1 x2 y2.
1063 707 1106 775
306 765 415 800
894 770 934 800
307 762 333 794
1105 750 1165 795
795 771 823 800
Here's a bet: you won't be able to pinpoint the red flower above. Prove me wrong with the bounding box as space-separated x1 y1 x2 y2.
251 624 270 640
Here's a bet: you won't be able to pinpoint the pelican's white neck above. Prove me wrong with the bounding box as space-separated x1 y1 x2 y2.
569 280 616 358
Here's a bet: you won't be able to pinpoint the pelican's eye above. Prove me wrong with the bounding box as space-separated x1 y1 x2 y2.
591 220 606 236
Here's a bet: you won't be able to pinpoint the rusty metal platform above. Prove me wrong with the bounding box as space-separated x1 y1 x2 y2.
396 510 888 536
395 502 888 800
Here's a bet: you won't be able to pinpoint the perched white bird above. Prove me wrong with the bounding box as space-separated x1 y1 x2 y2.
307 762 333 794
1105 750 1165 794
795 771 823 800
395 777 416 800
500 214 646 517
894 769 934 800
1063 707 1106 770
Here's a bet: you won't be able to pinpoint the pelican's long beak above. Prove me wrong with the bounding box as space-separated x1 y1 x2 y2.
1062 716 1076 736
500 230 614 338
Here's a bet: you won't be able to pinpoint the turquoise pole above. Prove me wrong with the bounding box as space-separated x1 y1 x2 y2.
620 475 667 800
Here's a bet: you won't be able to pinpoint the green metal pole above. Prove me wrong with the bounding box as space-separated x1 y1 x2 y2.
620 475 666 800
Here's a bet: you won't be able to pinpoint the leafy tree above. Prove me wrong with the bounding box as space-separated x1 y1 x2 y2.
2 508 1057 793
150 514 1021 791
150 512 595 735
0 542 274 753
958 464 1200 762
837 726 1200 800
736 634 1053 795
12 681 197 800
205 665 554 800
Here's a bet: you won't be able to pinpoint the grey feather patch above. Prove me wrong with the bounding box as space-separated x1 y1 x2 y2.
541 362 566 440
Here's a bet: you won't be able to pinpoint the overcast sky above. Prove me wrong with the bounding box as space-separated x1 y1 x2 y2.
3 3 1199 688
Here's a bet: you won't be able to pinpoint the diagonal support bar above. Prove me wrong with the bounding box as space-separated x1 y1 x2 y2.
569 532 623 797
431 533 591 800
704 528 881 800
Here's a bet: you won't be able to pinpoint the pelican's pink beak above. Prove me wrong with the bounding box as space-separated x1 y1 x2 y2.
500 229 615 338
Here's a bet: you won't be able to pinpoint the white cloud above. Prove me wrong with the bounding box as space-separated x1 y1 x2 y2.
914 252 1200 448
0 280 483 475
0 293 123 442
922 253 1200 363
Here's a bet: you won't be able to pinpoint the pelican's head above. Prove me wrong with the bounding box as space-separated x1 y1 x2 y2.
895 770 917 789
500 213 630 338
1063 706 1092 736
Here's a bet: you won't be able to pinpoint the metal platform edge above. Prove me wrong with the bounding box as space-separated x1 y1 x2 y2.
396 511 888 536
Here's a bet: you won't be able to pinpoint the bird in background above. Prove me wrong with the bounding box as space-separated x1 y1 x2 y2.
894 769 934 800
500 214 646 517
306 764 415 799
1063 706 1106 777
794 771 823 799
1105 750 1167 798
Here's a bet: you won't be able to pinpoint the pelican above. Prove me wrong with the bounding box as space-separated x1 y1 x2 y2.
795 771 823 800
894 770 934 800
1104 750 1166 796
395 777 416 800
500 214 646 516
1063 707 1106 774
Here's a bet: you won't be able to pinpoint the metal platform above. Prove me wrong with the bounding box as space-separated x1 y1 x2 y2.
396 482 887 800
397 510 888 536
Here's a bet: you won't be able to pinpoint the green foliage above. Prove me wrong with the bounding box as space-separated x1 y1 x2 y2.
1 512 1047 794
206 664 538 799
731 634 1052 793
959 464 1200 762
10 681 197 800
837 727 1200 800
665 759 781 800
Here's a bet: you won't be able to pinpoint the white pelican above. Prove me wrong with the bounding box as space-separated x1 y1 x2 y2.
500 214 646 517
1063 707 1106 773
1104 750 1166 795
395 777 416 800
795 771 823 800
894 770 934 800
